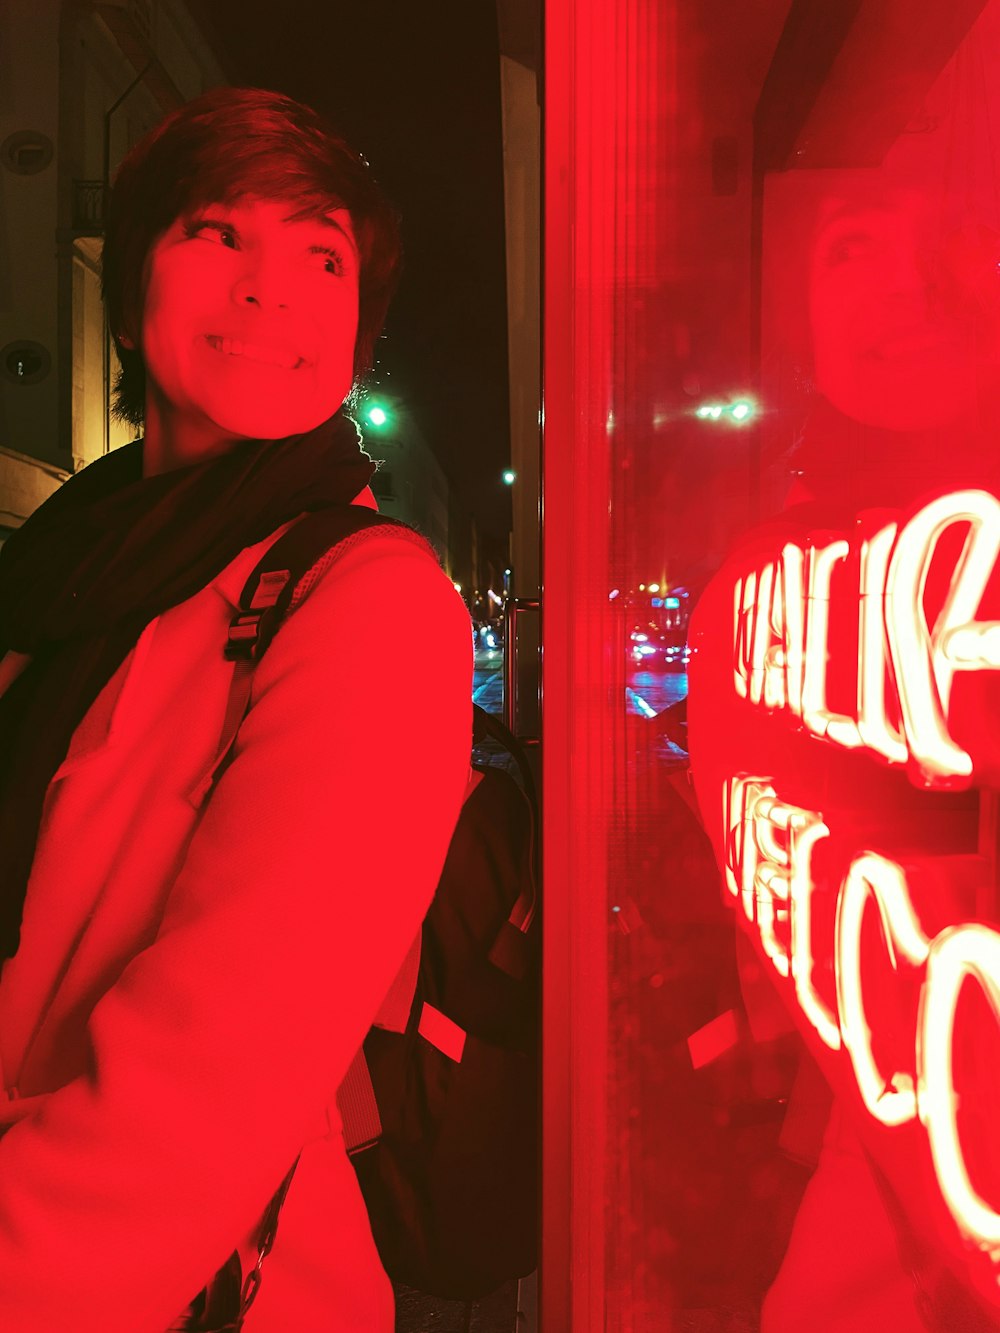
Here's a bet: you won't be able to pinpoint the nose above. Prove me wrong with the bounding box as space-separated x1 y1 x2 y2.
881 243 928 295
871 245 941 326
231 263 290 311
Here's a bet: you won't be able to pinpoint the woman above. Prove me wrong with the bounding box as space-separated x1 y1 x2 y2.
0 87 472 1331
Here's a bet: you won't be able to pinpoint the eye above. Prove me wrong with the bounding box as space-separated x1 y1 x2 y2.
823 230 875 267
186 218 238 249
310 245 347 277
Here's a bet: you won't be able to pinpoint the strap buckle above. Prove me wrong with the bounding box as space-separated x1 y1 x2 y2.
224 614 266 662
224 569 293 662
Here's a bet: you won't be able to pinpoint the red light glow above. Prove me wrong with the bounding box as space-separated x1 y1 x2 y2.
707 486 1000 1273
919 926 1000 1259
725 776 1000 1256
731 489 1000 788
835 852 929 1127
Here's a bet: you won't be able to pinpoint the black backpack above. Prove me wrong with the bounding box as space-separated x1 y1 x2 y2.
197 506 539 1312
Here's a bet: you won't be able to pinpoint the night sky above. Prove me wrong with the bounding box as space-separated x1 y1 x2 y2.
185 0 513 556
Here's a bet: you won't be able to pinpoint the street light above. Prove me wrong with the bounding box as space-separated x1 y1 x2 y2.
502 469 516 485
364 402 390 429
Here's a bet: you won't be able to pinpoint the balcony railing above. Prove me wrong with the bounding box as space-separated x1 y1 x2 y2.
72 180 107 233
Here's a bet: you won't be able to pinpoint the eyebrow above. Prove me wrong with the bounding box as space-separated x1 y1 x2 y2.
814 201 894 236
293 212 360 263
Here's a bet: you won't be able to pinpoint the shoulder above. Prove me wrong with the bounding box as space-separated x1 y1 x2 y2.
243 525 473 809
302 527 469 634
254 526 472 698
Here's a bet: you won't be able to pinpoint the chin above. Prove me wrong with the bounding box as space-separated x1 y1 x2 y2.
209 399 340 442
822 370 977 434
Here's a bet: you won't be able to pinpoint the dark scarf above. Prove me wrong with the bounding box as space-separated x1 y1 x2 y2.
0 411 375 961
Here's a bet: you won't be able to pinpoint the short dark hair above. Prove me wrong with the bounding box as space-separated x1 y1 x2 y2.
101 86 402 427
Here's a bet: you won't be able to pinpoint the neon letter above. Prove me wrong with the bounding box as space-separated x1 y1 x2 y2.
835 853 930 1127
857 521 908 765
786 811 839 1051
886 490 1000 783
723 776 773 923
750 790 793 978
918 924 1000 1258
733 571 758 700
762 561 788 711
802 539 863 749
780 542 806 719
749 563 775 706
725 778 829 990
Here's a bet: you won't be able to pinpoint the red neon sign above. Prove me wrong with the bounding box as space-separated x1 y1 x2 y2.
693 486 1000 1289
731 488 1000 787
725 781 1000 1258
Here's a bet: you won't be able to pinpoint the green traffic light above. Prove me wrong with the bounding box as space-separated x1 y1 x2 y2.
365 404 389 428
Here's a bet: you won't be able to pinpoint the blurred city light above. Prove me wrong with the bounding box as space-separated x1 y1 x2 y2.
503 469 516 485
696 399 755 424
365 404 389 428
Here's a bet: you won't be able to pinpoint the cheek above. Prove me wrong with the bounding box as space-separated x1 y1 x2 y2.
140 306 188 392
810 304 851 377
316 299 361 373
811 270 861 327
141 270 182 349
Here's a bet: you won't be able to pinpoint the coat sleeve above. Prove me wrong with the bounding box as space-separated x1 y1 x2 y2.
0 535 473 1331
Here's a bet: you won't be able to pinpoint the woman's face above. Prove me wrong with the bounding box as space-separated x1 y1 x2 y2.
808 187 997 431
138 195 360 451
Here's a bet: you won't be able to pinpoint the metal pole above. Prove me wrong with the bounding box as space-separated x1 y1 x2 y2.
504 596 541 739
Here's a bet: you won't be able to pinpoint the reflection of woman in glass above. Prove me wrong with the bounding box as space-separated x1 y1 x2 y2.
784 180 1000 509
759 176 1000 1333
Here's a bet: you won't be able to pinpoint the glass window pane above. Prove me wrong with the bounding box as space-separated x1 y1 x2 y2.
544 2 1000 1328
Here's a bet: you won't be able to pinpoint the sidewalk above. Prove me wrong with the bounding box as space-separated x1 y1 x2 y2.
394 1277 523 1333
472 649 505 715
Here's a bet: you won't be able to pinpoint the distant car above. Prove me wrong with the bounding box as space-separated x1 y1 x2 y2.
628 625 689 669
473 621 502 652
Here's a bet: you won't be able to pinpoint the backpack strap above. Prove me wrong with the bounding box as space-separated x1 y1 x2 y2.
184 507 434 1319
471 705 539 978
336 930 422 1156
336 1049 383 1156
188 507 413 808
226 507 413 665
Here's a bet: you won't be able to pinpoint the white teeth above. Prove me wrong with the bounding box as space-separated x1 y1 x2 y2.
207 335 299 369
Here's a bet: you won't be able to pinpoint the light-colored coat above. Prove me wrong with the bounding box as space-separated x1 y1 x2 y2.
0 497 473 1331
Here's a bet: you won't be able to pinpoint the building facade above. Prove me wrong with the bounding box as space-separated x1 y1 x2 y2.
0 0 225 541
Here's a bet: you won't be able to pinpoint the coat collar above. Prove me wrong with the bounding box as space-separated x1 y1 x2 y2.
48 488 380 778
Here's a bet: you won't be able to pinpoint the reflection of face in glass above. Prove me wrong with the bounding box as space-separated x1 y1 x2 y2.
808 188 1000 432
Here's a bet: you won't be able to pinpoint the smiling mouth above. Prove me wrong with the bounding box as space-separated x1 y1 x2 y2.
204 335 303 370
